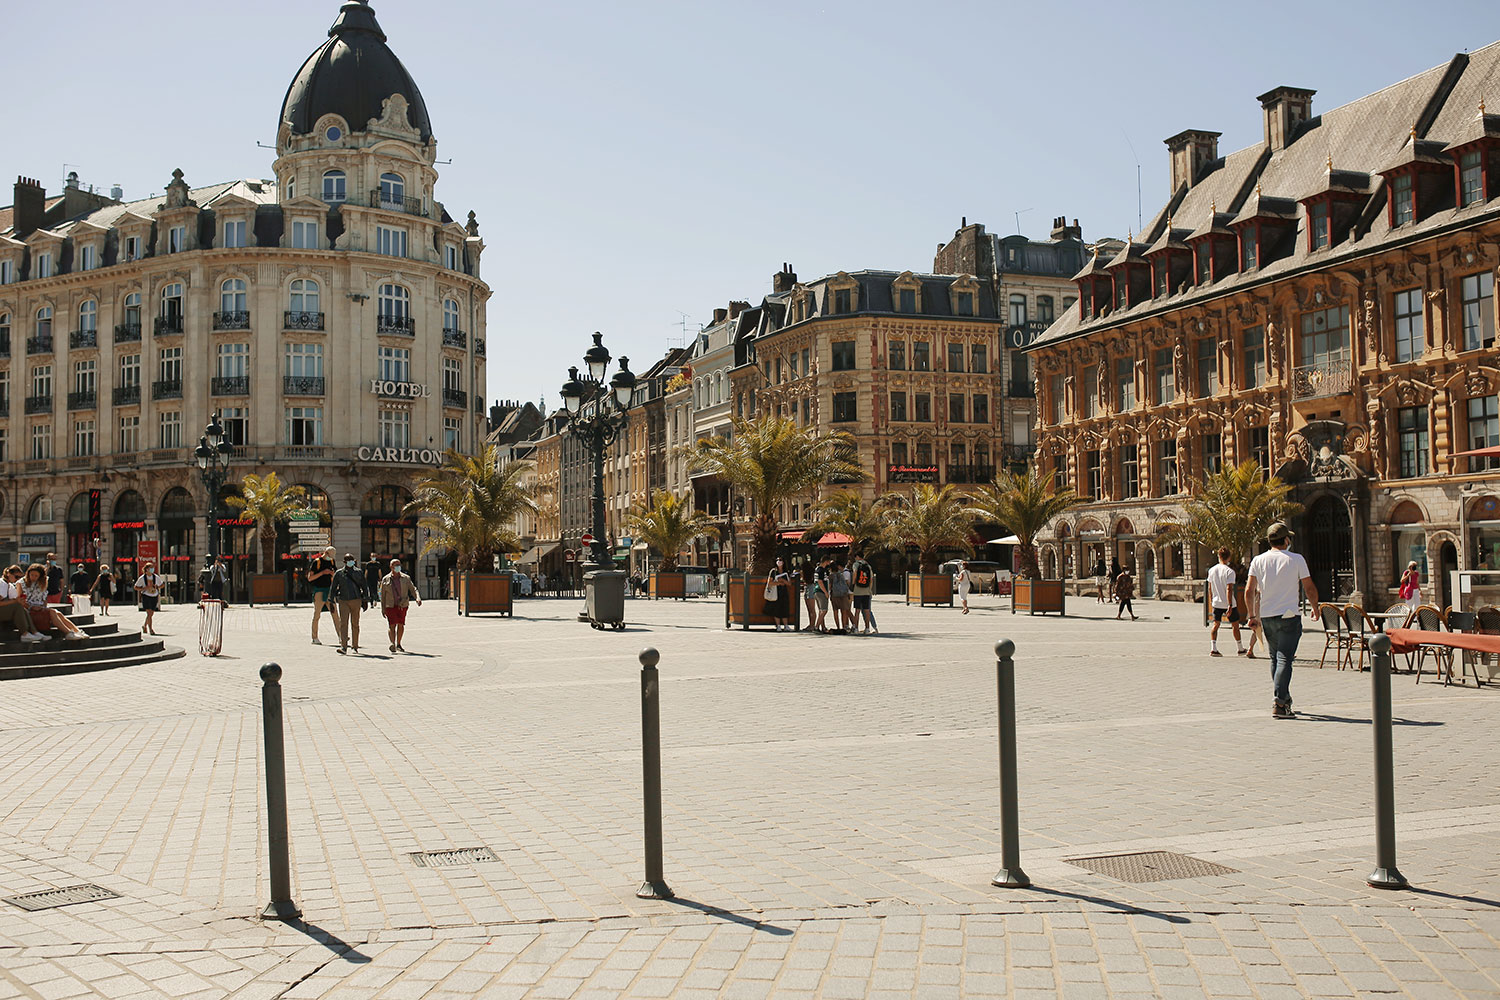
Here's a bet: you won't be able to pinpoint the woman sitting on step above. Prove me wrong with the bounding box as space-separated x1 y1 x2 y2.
20 565 86 640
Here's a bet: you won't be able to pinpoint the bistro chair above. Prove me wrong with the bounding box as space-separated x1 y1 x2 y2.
1316 604 1347 669
1474 606 1500 671
1341 605 1377 672
1443 609 1484 687
1413 605 1449 684
1381 602 1414 631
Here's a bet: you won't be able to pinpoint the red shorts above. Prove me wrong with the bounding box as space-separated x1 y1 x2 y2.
382 606 407 626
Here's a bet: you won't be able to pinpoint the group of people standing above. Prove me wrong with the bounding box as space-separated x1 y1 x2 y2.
762 553 879 635
305 547 422 654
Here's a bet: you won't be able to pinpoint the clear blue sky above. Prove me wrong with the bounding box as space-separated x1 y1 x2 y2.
8 1 1497 406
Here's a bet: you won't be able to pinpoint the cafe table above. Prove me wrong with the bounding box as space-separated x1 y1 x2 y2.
1385 627 1497 686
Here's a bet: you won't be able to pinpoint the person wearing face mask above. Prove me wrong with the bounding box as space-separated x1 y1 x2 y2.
330 552 372 655
379 558 422 653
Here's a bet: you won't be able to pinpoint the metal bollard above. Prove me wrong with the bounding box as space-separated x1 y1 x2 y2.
992 639 1030 888
1366 635 1408 889
636 648 673 899
259 663 302 919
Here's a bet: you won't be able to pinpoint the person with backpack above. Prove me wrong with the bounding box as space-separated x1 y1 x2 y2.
826 556 852 633
850 551 878 635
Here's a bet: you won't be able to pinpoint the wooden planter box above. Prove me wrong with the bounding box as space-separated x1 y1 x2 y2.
906 573 954 607
650 571 688 600
457 572 513 616
249 573 287 607
725 573 801 630
1013 578 1066 615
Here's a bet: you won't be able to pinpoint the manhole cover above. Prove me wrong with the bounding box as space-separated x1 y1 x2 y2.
1064 851 1237 883
408 847 498 868
4 884 120 911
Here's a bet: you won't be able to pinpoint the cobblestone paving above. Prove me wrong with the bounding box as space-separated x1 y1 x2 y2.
0 594 1496 997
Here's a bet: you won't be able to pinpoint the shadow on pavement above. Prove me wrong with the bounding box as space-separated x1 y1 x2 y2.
283 918 373 962
1294 713 1443 727
1015 885 1192 924
661 896 794 935
1408 886 1500 909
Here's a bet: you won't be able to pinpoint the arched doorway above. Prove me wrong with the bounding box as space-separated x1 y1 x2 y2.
1436 540 1458 610
159 487 197 603
216 484 254 602
65 491 101 573
1306 495 1353 601
110 491 147 591
361 485 416 580
1140 546 1156 597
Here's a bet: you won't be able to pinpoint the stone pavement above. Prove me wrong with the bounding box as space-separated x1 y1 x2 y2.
0 591 1497 998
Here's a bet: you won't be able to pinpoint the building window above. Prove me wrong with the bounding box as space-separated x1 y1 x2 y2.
79 245 97 270
1153 347 1174 405
1250 426 1270 481
888 342 905 370
378 346 411 383
1241 224 1258 270
443 356 462 393
832 341 856 371
31 424 51 460
123 293 141 329
30 364 51 399
956 291 974 316
1467 394 1499 469
1301 304 1350 365
971 343 987 373
286 343 325 378
1052 453 1067 492
1116 357 1135 411
1049 373 1064 424
286 405 323 445
376 225 408 258
160 283 184 327
1310 201 1330 249
891 441 908 465
290 220 319 249
0 260 13 284
948 393 965 423
168 225 186 253
443 299 461 334
118 354 140 388
445 245 460 270
915 441 933 466
1461 271 1495 351
1083 370 1097 418
124 236 142 261
1008 294 1026 325
947 342 964 373
1392 172 1415 225
73 360 96 394
1116 277 1129 310
1459 150 1483 208
217 342 249 378
1086 450 1102 500
220 278 247 314
1196 339 1219 398
35 305 52 339
378 283 410 321
801 348 810 376
159 410 182 448
972 394 989 424
1242 327 1265 389
912 341 931 371
220 407 249 446
1159 439 1178 495
377 408 411 448
889 390 907 422
1398 406 1429 478
289 278 320 315
913 392 932 422
78 300 97 333
222 219 246 248
444 416 462 451
73 419 95 457
898 288 916 312
832 392 857 423
119 415 139 452
1037 296 1054 324
1196 244 1212 283
158 347 182 383
951 441 967 469
1120 444 1139 499
1202 433 1222 475
833 288 852 314
379 172 405 206
322 170 346 203
1394 288 1423 361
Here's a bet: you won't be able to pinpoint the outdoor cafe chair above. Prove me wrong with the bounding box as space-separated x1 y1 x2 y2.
1444 609 1484 687
1317 604 1347 669
1381 602 1414 631
1413 605 1449 683
1475 606 1500 669
1341 604 1377 672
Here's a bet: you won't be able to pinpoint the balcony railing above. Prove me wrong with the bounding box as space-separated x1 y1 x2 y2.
212 375 251 396
376 315 415 336
24 395 53 414
212 310 250 331
283 311 324 331
282 445 327 460
1007 379 1036 398
151 378 183 400
26 334 53 355
283 375 326 396
114 322 142 343
368 190 428 217
113 385 141 406
66 390 97 410
442 327 466 349
1292 355 1352 399
947 463 997 484
474 338 486 356
475 395 485 414
442 388 468 409
154 315 184 336
69 329 98 349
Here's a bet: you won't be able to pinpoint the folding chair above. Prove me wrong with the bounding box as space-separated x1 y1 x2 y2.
1413 605 1448 684
1341 605 1376 672
1316 604 1346 669
1444 609 1483 687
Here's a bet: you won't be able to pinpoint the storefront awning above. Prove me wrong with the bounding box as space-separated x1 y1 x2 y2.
517 542 560 564
1454 445 1500 458
817 532 851 547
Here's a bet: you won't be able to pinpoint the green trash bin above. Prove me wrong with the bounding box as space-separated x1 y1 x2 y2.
584 569 627 630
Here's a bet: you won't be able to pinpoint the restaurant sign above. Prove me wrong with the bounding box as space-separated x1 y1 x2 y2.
356 446 443 465
887 464 939 484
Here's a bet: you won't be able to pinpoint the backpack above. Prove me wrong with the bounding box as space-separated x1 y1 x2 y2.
828 569 850 597
853 562 872 588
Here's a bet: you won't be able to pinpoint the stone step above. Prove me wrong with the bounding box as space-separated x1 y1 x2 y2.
0 634 168 666
0 645 185 681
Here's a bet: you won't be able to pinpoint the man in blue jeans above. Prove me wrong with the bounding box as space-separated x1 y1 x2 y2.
1245 521 1321 719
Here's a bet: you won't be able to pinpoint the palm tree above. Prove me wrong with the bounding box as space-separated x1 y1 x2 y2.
1165 459 1301 567
688 415 865 574
404 446 536 572
225 472 311 573
878 483 975 573
803 491 888 555
626 490 718 572
967 465 1083 580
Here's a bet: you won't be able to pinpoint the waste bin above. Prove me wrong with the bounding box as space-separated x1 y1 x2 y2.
584 569 627 630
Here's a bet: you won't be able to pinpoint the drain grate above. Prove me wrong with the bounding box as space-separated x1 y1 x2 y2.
1064 850 1238 883
408 846 498 869
4 884 120 911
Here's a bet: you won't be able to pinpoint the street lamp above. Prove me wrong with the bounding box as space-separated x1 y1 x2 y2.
559 332 635 570
194 412 235 563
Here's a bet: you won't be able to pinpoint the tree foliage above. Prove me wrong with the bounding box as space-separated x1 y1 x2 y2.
803 491 889 556
966 465 1084 580
1164 459 1301 567
225 472 311 572
404 446 536 573
878 483 975 573
626 490 718 572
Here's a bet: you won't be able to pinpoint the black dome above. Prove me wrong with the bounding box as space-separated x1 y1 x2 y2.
280 1 433 142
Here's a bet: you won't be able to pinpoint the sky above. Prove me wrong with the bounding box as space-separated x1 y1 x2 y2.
7 1 1498 407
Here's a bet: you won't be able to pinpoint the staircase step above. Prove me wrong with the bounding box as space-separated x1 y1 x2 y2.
81 622 121 637
0 645 185 681
0 630 143 656
0 636 167 667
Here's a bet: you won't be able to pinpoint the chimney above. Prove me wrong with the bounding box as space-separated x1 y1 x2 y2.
110 183 124 201
1050 215 1083 241
1258 86 1315 153
11 177 45 239
727 300 750 320
64 171 80 190
772 262 798 293
712 307 729 324
1163 130 1222 193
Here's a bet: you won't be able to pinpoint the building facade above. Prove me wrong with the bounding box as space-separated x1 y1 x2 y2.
1028 43 1500 609
0 0 489 601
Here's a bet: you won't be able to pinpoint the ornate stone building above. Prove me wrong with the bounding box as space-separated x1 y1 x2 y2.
1028 42 1500 608
0 0 490 601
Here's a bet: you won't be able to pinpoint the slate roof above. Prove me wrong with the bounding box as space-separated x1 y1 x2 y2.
1032 39 1500 352
14 180 279 240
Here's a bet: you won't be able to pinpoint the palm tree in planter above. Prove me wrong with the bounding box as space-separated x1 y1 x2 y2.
226 472 311 602
688 415 864 575
879 483 975 605
406 446 536 571
966 465 1082 580
627 490 717 597
1165 459 1301 568
803 491 889 555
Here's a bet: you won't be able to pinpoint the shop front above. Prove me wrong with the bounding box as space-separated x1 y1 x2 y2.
275 484 333 601
361 485 416 580
158 487 197 603
65 490 103 574
110 490 147 600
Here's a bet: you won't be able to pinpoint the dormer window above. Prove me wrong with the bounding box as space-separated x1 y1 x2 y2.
79 245 97 271
833 288 852 314
445 245 459 270
124 236 142 261
322 170 346 203
899 288 916 312
0 260 13 284
1391 172 1416 225
1309 201 1330 250
35 252 52 278
167 225 186 253
291 220 320 250
956 291 974 316
1460 150 1484 207
1241 225 1259 270
1195 244 1212 283
224 220 247 248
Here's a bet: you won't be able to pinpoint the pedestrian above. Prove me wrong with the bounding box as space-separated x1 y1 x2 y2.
379 558 422 652
1399 561 1422 612
956 560 973 615
795 563 818 625
69 562 92 602
1093 556 1107 603
1245 522 1321 719
850 550 878 635
364 553 383 596
307 545 336 645
45 552 64 603
330 552 371 655
134 561 166 635
1207 547 1244 657
812 555 832 632
763 556 793 631
1114 566 1137 620
199 555 230 601
0 566 49 642
1243 587 1263 659
22 565 86 639
827 556 852 632
92 564 115 616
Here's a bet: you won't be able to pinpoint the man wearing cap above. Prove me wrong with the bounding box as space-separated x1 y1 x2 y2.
1245 521 1321 719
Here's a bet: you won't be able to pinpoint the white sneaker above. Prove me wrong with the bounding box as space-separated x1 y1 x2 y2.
65 632 86 641
311 637 321 645
20 633 44 643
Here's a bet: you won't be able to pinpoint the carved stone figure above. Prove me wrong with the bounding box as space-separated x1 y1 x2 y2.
1367 404 1386 476
1173 341 1187 393
1266 319 1282 374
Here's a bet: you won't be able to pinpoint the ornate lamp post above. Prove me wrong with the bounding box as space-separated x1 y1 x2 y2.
560 332 636 570
194 412 235 562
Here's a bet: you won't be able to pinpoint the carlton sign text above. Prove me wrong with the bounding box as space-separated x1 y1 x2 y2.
356 446 443 465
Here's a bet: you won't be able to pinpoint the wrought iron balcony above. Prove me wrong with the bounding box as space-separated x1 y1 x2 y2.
113 322 142 343
212 310 250 331
69 329 98 349
368 190 428 217
1292 356 1352 399
212 376 251 396
442 387 468 409
474 338 486 356
154 315 184 336
26 334 53 355
113 385 141 406
151 378 183 400
376 315 415 336
1007 379 1036 398
442 327 466 349
283 311 325 331
946 463 997 484
66 390 97 410
475 395 485 414
24 395 53 414
283 375 325 396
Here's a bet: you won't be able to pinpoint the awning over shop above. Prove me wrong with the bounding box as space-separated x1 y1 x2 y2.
1454 445 1500 458
779 530 806 540
817 532 851 547
517 542 560 564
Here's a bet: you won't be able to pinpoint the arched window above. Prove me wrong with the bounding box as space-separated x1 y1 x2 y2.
122 292 141 328
78 300 97 333
160 282 184 320
283 174 295 200
296 484 333 520
379 172 405 207
377 283 409 319
321 169 346 203
714 372 723 405
160 487 196 519
28 496 53 523
362 485 413 516
67 492 90 524
289 278 320 314
220 278 247 313
35 306 52 338
443 299 460 333
113 490 146 521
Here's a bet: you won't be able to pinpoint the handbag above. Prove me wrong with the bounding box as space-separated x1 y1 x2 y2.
763 578 778 601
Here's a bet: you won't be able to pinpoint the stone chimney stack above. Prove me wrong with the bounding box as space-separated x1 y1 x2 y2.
772 263 797 293
11 177 45 239
1050 216 1083 241
1258 86 1315 153
727 300 750 320
1163 131 1222 193
712 307 729 324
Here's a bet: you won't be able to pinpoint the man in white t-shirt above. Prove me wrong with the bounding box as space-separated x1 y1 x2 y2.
1245 522 1321 719
1206 547 1243 657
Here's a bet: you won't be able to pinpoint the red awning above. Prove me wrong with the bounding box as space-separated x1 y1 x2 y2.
817 532 852 547
779 530 806 540
1452 445 1500 458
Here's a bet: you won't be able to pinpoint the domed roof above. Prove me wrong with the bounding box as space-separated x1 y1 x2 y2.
280 1 432 143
